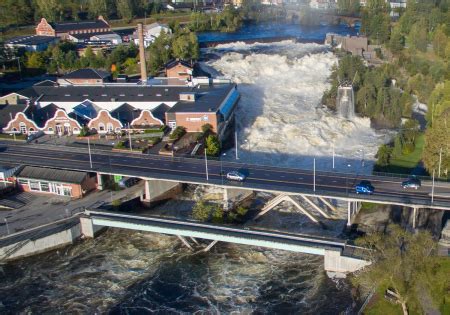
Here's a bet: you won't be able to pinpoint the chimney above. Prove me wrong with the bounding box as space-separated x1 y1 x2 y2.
138 23 147 84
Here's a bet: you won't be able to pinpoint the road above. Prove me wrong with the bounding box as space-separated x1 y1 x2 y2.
0 141 449 210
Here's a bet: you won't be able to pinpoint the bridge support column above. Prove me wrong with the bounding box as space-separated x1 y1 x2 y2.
177 235 193 250
324 249 370 274
412 207 418 229
318 197 337 212
97 173 103 190
223 187 253 211
300 195 330 219
142 180 182 204
203 240 218 252
80 216 104 238
347 201 361 226
255 194 319 223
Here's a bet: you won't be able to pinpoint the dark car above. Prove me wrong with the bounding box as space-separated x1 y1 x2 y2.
402 177 421 189
355 180 374 195
118 177 141 188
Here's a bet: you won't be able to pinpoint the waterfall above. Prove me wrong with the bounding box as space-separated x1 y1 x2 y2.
336 85 355 120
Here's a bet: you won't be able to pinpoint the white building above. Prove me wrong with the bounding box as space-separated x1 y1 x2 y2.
132 23 172 48
90 33 122 45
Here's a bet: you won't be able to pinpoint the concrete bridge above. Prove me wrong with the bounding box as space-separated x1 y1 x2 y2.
80 209 370 274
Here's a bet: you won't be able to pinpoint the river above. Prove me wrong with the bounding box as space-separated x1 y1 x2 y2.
0 23 366 314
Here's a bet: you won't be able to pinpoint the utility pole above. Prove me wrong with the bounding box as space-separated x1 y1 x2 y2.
438 147 442 178
4 218 10 235
87 137 93 168
235 131 238 160
432 169 435 204
313 158 316 192
204 149 209 181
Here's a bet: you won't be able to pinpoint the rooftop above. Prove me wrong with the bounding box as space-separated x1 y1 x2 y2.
0 104 28 129
16 166 88 184
52 19 110 33
5 35 57 46
167 84 236 114
63 68 111 80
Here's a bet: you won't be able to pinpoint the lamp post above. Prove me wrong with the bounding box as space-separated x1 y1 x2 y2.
235 131 239 160
313 158 316 192
432 169 435 204
332 144 335 170
438 147 442 178
87 137 93 168
221 153 226 185
204 149 209 181
4 218 10 235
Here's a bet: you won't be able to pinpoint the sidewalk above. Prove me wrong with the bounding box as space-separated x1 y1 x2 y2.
0 183 144 237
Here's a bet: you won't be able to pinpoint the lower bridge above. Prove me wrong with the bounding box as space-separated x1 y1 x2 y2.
81 210 370 275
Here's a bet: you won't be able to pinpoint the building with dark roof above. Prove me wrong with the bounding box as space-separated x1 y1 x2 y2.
5 35 59 52
35 16 111 40
15 166 97 198
165 59 194 80
57 68 112 85
0 104 29 130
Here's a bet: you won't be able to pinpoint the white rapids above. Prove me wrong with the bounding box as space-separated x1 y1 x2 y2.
205 40 391 174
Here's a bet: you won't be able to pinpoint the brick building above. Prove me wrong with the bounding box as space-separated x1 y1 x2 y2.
15 166 97 198
165 60 193 80
88 109 123 134
57 68 112 86
36 16 111 40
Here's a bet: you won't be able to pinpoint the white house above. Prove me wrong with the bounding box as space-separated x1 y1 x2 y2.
132 23 172 48
90 33 122 45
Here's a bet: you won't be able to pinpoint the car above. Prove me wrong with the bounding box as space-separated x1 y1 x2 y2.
118 177 140 188
402 177 421 189
355 180 374 195
226 171 246 182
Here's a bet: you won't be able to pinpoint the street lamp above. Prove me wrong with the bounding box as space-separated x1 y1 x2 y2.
87 137 93 168
235 131 239 160
204 149 209 181
221 153 226 185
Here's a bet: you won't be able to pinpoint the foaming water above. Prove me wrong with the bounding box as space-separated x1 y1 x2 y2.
206 40 391 174
0 230 353 314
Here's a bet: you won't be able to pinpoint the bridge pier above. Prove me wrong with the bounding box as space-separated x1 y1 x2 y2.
177 235 194 250
223 187 254 211
347 201 361 226
79 216 105 238
255 194 319 223
300 195 331 219
324 249 370 274
142 179 182 204
96 173 103 190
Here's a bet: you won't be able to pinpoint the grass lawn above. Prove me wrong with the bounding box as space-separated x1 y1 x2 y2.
377 134 425 174
364 284 403 315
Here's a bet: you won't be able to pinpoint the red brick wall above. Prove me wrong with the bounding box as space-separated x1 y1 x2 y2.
35 18 56 36
172 112 218 132
166 64 192 79
42 109 82 135
3 112 39 135
66 78 104 85
88 110 122 133
18 182 83 198
131 110 163 127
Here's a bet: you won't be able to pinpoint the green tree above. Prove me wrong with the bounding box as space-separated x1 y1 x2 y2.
353 225 436 315
192 200 211 222
26 52 46 70
206 134 220 157
116 0 133 21
88 0 108 18
433 24 448 58
408 19 429 52
423 109 450 178
201 123 213 134
236 206 248 217
35 0 62 22
389 28 404 54
211 205 224 223
376 144 392 167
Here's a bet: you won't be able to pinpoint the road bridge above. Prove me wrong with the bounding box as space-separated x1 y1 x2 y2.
1 142 449 214
81 209 370 274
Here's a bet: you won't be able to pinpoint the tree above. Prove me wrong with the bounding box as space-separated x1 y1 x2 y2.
116 0 133 21
423 109 449 178
192 200 211 222
408 20 429 52
206 134 220 157
389 28 404 54
26 52 46 70
35 0 61 22
172 31 199 61
211 205 224 223
376 144 392 166
201 123 213 134
433 24 448 58
353 225 436 315
88 0 108 18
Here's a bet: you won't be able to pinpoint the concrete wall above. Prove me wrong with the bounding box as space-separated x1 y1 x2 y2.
143 179 182 203
0 224 81 261
324 250 370 273
80 216 104 238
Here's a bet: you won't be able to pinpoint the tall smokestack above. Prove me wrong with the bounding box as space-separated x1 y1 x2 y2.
138 23 147 83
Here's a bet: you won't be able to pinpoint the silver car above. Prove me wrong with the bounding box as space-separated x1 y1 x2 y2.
226 171 246 182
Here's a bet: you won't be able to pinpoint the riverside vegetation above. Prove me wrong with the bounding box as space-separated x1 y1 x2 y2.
322 0 450 178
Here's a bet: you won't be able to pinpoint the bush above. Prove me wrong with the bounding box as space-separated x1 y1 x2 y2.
192 200 211 222
112 199 121 209
211 205 224 223
169 126 186 140
206 134 220 156
402 143 415 155
114 141 127 149
236 206 248 217
201 123 213 134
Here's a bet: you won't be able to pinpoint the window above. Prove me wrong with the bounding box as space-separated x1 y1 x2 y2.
18 178 28 185
40 182 49 192
29 127 35 133
19 122 27 134
63 187 71 196
98 123 105 131
115 127 121 133
107 123 113 132
48 127 53 132
73 127 79 133
29 181 40 191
